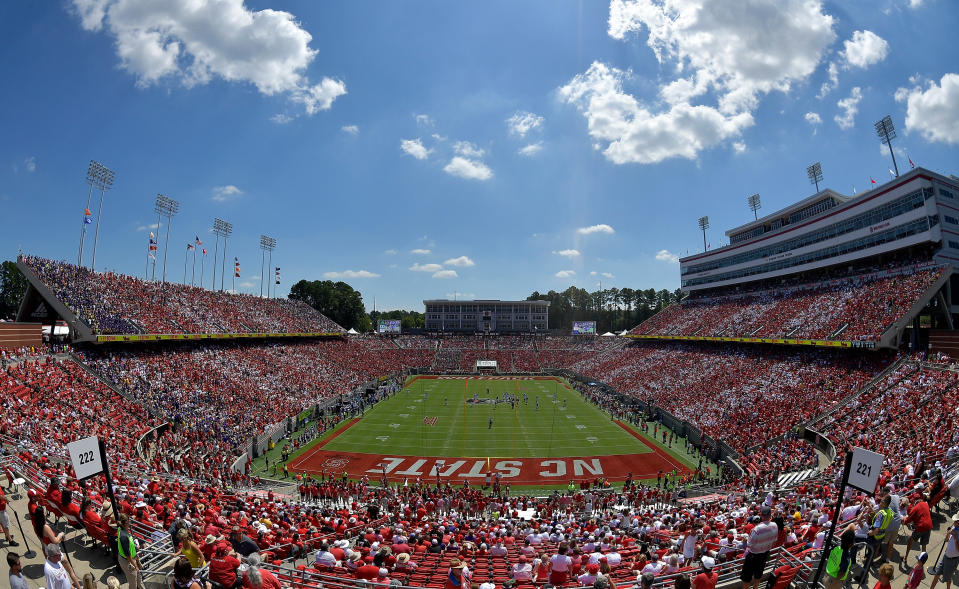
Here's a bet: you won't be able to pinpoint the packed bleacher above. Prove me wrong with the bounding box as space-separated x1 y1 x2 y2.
3 337 958 589
22 256 344 335
568 342 888 455
632 262 944 342
6 249 959 589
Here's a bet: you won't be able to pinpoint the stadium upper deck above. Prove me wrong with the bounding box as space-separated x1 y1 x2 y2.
680 167 959 293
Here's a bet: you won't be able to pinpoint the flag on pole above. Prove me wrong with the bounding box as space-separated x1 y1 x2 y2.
149 232 155 239
148 253 156 260
889 168 896 178
234 257 241 277
870 177 877 185
187 244 195 250
195 235 202 246
202 248 207 255
909 157 915 169
84 208 92 216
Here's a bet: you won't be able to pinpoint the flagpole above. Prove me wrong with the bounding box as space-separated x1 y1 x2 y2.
211 234 219 290
79 183 94 266
152 211 161 281
200 251 205 288
192 248 197 287
183 246 189 285
267 250 273 299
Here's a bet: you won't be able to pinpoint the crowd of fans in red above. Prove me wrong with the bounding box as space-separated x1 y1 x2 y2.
633 263 944 342
22 257 343 335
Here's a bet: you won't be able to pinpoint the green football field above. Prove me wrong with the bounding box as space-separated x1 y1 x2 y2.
322 376 653 458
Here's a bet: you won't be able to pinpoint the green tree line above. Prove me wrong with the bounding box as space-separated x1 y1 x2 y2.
526 286 684 333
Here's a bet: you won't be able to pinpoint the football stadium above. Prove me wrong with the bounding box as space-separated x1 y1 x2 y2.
2 3 959 589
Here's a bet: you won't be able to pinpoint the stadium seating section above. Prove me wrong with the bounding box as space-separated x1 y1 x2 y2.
23 256 344 335
3 256 957 589
631 263 944 342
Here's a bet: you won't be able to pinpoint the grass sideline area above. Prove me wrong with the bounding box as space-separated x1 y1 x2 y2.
251 376 713 491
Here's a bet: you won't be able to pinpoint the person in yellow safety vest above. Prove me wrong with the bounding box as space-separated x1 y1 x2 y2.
868 495 894 564
824 528 857 589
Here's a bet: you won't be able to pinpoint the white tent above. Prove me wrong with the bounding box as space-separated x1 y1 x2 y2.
346 328 359 334
619 330 629 336
601 331 616 337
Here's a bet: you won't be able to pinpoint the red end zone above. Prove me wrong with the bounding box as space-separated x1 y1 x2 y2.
288 418 691 486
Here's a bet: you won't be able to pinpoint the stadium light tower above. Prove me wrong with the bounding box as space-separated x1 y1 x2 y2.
259 235 276 298
875 115 899 178
698 216 709 252
807 162 824 193
83 161 116 271
212 218 233 291
747 193 761 220
153 194 179 285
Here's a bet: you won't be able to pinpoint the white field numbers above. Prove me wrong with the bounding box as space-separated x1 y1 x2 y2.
67 435 104 480
848 446 884 494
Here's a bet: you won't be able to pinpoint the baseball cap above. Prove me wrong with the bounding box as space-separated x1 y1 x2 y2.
701 557 715 570
918 552 928 563
586 563 599 573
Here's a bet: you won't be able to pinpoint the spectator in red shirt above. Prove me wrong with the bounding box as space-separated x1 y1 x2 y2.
903 494 933 563
208 545 241 589
694 557 718 589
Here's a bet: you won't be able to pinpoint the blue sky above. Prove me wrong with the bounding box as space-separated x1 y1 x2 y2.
1 0 958 310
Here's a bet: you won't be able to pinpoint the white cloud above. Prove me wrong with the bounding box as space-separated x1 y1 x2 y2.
432 270 458 279
840 30 889 69
410 263 443 272
818 62 839 98
410 249 431 255
518 142 543 156
446 292 476 299
555 270 576 278
71 0 346 115
908 0 923 7
136 222 161 231
444 256 475 267
560 62 754 164
238 281 256 289
553 249 581 258
601 272 615 279
270 113 293 124
323 270 380 279
443 157 493 181
655 249 680 263
453 141 485 158
24 157 37 172
212 185 243 202
400 138 430 160
732 141 746 154
805 112 822 126
414 114 434 127
384 249 397 255
577 224 615 235
834 86 862 130
895 73 959 144
506 111 545 138
341 124 359 135
590 0 834 162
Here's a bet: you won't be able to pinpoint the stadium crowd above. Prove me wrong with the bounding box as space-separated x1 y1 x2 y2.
22 257 343 335
633 263 944 342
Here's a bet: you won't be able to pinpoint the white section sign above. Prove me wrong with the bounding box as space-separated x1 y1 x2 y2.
847 446 883 493
67 436 104 480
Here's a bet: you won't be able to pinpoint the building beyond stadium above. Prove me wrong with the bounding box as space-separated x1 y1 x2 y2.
680 167 959 296
423 299 549 332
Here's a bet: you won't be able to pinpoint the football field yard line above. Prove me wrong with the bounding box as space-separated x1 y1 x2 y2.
323 376 659 459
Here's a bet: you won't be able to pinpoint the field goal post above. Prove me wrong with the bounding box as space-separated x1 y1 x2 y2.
475 359 497 374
